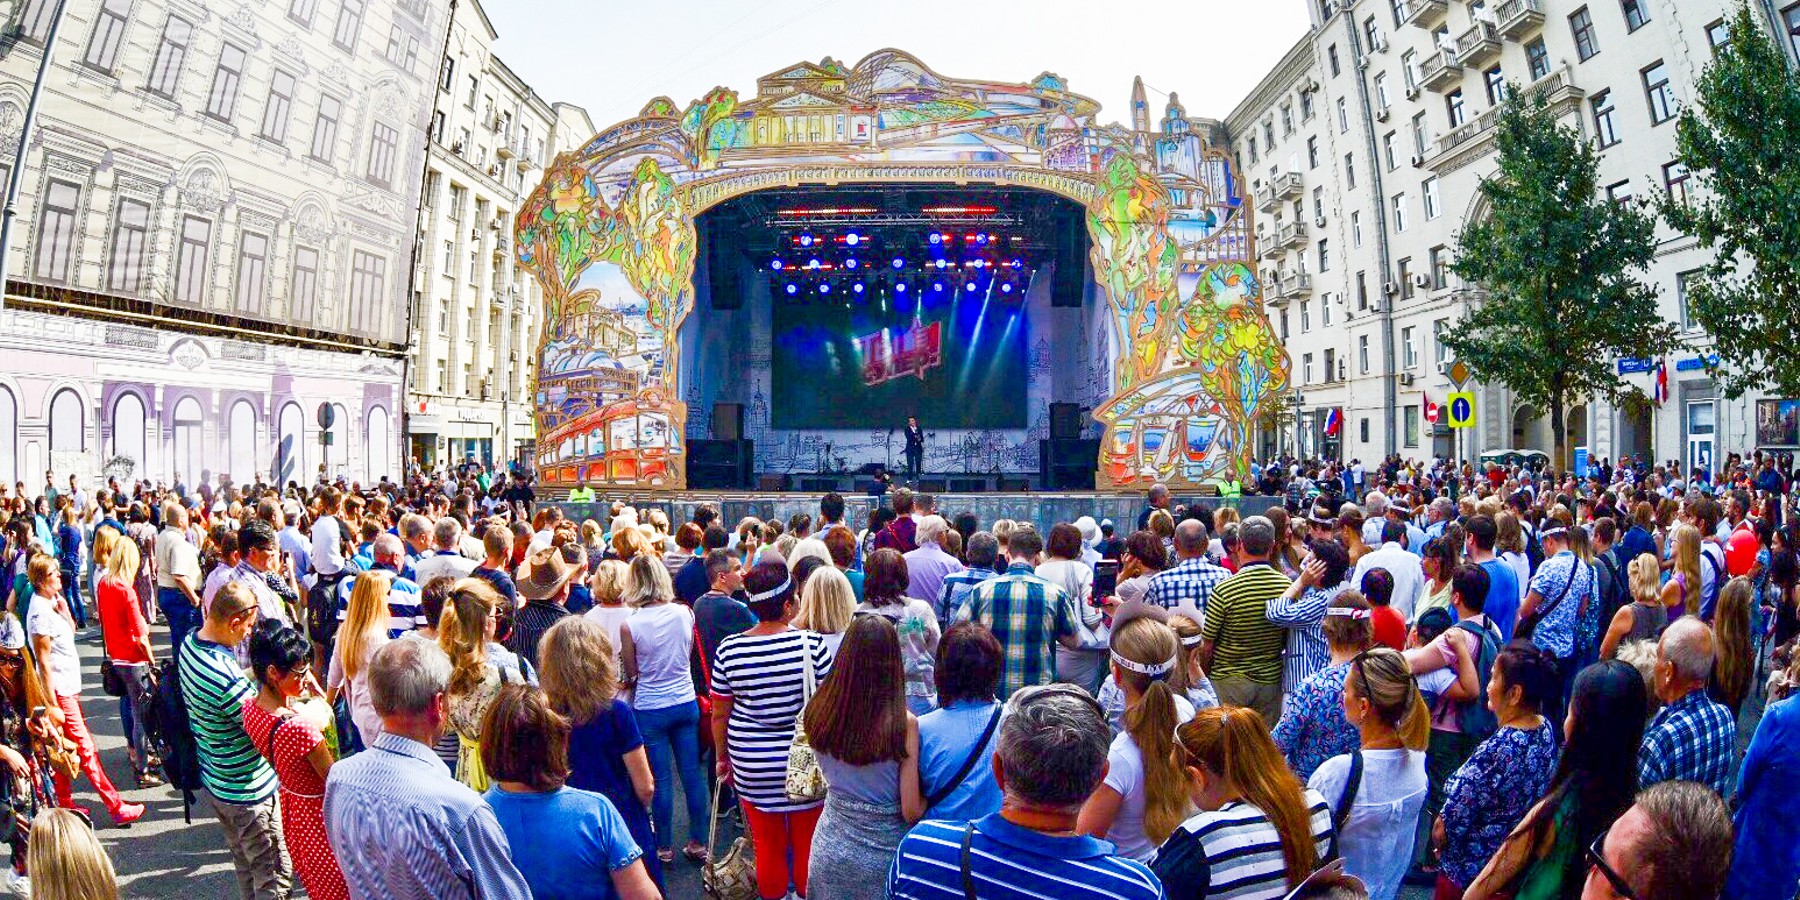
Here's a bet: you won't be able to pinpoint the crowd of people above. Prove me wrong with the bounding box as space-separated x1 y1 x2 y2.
0 449 1791 899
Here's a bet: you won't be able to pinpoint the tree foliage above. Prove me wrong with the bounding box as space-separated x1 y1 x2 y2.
1660 3 1800 398
1443 90 1680 467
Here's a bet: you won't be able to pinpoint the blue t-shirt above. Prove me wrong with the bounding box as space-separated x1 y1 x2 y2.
917 700 1003 822
484 785 642 900
1480 559 1521 641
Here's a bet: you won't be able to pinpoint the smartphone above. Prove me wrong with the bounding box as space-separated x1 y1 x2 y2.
1092 559 1121 603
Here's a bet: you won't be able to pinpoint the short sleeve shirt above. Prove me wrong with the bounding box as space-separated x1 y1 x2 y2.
1200 563 1291 684
180 635 278 805
25 599 80 697
483 786 642 899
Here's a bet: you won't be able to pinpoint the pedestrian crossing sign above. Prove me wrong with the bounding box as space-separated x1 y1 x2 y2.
1447 392 1476 429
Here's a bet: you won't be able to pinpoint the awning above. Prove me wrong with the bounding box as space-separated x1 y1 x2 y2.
406 414 444 434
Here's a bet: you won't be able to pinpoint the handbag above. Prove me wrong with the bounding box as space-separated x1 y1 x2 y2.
1516 559 1581 642
701 768 758 900
693 624 715 755
783 633 826 802
100 657 126 698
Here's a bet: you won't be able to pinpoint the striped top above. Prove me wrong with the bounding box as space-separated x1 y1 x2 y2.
180 635 277 805
1150 791 1334 900
1201 563 1292 685
709 628 834 812
335 567 425 638
887 813 1165 900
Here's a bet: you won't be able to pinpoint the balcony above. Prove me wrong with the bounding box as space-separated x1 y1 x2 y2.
1425 66 1584 172
1496 0 1545 40
1274 272 1314 301
1403 0 1449 30
1256 233 1280 261
1272 171 1305 202
1420 49 1463 92
1274 220 1308 250
1254 183 1280 213
1455 21 1502 68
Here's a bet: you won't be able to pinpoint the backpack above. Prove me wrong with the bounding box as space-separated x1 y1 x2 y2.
1700 546 1724 619
1453 618 1502 739
306 571 349 656
144 645 204 823
1524 523 1546 576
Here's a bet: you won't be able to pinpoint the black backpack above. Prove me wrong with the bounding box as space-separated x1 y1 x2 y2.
1452 618 1503 739
144 645 205 823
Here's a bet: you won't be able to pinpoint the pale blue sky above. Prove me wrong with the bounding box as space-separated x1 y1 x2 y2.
483 0 1312 134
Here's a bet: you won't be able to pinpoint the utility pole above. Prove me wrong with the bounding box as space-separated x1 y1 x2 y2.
0 0 70 312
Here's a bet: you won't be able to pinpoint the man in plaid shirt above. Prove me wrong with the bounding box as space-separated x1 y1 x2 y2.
1143 520 1229 618
1638 617 1737 796
958 527 1096 699
935 531 999 628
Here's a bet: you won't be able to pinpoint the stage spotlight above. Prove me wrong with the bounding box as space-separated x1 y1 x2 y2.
965 281 979 292
845 232 860 246
799 234 814 247
819 282 831 295
895 282 908 293
1009 258 1023 269
932 281 945 292
891 257 905 269
784 283 799 296
852 282 865 294
807 258 821 270
844 258 858 269
929 232 943 245
976 233 990 245
969 259 985 269
770 259 784 271
934 259 948 270
1000 282 1015 294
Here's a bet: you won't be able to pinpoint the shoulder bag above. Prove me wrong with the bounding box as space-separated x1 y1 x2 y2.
1515 559 1582 642
1325 748 1363 863
784 632 827 802
701 767 758 900
926 705 1004 810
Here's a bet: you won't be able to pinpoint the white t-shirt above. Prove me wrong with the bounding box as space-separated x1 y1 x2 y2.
327 630 390 744
413 550 477 586
26 598 80 697
625 603 696 711
310 516 346 576
1101 730 1167 863
1309 748 1428 900
155 528 201 590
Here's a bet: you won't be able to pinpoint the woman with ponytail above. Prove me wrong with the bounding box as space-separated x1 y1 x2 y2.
1306 646 1429 900
1154 706 1335 899
1078 609 1194 862
439 578 526 790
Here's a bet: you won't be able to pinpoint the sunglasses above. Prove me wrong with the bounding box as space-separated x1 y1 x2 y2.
1585 828 1638 899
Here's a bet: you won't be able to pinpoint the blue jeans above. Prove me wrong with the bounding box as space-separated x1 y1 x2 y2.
158 586 202 654
59 564 85 627
636 699 709 849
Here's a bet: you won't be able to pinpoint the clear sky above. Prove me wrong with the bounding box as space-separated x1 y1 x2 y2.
482 0 1312 134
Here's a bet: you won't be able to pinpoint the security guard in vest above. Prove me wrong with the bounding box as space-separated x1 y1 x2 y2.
1220 476 1243 499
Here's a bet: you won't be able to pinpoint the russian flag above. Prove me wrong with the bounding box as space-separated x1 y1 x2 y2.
1654 359 1669 406
1324 408 1342 436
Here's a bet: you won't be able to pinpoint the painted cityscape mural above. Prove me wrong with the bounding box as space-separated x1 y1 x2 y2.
515 49 1288 490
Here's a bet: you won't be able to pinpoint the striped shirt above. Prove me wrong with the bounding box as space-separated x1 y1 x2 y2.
179 635 277 805
1151 791 1334 900
1201 562 1292 685
335 566 425 638
888 813 1165 900
709 628 834 812
1266 584 1344 693
959 562 1086 699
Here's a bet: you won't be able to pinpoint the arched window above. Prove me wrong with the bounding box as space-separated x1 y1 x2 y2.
228 399 257 484
47 388 83 453
276 402 304 487
365 406 391 483
109 393 146 480
0 387 15 485
171 396 204 488
324 403 348 479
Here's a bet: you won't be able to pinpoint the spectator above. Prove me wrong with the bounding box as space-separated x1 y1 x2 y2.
1275 592 1374 780
1200 516 1292 724
710 561 834 900
334 533 425 641
480 684 660 900
935 531 997 628
1601 553 1670 659
441 579 527 790
561 541 595 615
793 564 856 656
1351 520 1426 620
820 525 865 602
1114 529 1168 606
26 808 119 900
1707 576 1753 715
903 515 964 607
1638 617 1736 795
1463 515 1521 640
917 623 1004 821
1077 610 1192 862
874 489 919 553
1154 706 1334 899
413 517 477 586
324 639 530 898
95 537 159 787
469 525 518 607
885 684 1160 900
585 557 634 658
805 615 926 897
675 525 729 604
1724 668 1800 900
858 549 941 714
327 570 394 747
1584 781 1732 900
1520 523 1597 698
619 554 708 865
1144 519 1229 617
508 546 575 670
1415 534 1459 622
1267 538 1353 692
245 621 347 900
1359 569 1406 652
1037 523 1105 693
666 522 702 582
958 527 1090 698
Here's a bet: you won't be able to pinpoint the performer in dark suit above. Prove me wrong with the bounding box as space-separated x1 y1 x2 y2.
903 415 925 482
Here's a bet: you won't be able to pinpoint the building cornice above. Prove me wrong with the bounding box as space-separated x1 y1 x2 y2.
1224 32 1319 133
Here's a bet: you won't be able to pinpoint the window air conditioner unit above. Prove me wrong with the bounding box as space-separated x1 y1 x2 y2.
1338 360 1348 380
1399 372 1416 386
1406 86 1421 101
1383 280 1400 295
1371 34 1389 53
1314 215 1327 228
1437 360 1455 374
490 216 504 230
1410 154 1425 167
1411 273 1432 288
450 140 465 155
1375 106 1391 122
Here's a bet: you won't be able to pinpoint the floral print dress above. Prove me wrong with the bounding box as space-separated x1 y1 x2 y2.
1273 662 1359 780
1437 720 1560 889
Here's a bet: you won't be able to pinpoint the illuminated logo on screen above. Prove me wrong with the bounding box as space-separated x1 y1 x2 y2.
855 320 942 386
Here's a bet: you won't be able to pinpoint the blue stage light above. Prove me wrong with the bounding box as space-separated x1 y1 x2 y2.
1000 282 1015 294
819 283 831 294
895 282 907 293
969 259 985 269
807 258 821 269
932 281 945 292
976 233 990 245
1009 258 1023 269
770 259 783 271
784 283 798 295
891 258 905 269
965 281 979 292
929 232 943 245
845 258 858 269
845 232 860 246
852 282 865 294
800 234 814 247
934 259 948 269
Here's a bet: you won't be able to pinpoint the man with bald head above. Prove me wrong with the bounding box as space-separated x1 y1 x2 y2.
1143 518 1229 619
1638 616 1736 795
1137 482 1171 531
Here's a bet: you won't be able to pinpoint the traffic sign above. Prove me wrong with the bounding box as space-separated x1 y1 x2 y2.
1447 359 1471 387
1447 392 1476 429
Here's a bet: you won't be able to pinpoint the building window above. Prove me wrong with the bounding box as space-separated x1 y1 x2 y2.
1404 405 1420 447
1434 318 1452 365
1401 50 1418 89
311 94 341 162
1263 121 1276 149
1447 89 1467 127
1344 152 1357 189
1318 239 1331 272
108 198 149 294
109 392 145 473
1247 137 1259 164
1365 16 1382 49
261 69 297 143
1485 66 1509 105
1279 310 1289 340
349 250 386 333
365 122 398 187
385 24 420 71
1784 3 1800 60
82 0 132 72
1328 44 1341 77
1338 96 1349 132
48 389 83 453
1590 90 1620 148
1398 257 1414 299
1300 299 1313 332
1430 246 1449 289
1375 72 1391 110
1322 294 1334 326
288 0 317 26
1360 418 1371 444
1525 38 1551 81
1703 18 1728 49
1411 113 1429 158
1423 177 1442 219
1301 90 1315 120
1663 161 1691 202
146 15 192 98
177 216 210 305
1359 335 1371 374
1302 353 1315 386
1313 187 1326 221
291 245 319 324
1402 326 1418 368
333 0 363 51
16 0 55 42
1676 269 1701 329
437 297 449 334
1383 131 1398 171
1606 180 1633 204
466 74 479 109
1570 7 1600 60
1281 103 1294 135
234 232 268 314
206 42 246 121
1621 0 1649 31
33 180 79 283
1307 136 1320 169
1324 347 1337 380
1352 211 1364 247
1392 192 1410 232
1643 62 1676 124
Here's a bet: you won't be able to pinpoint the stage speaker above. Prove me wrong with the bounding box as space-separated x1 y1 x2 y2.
998 476 1031 492
1051 214 1086 308
1039 439 1100 490
758 474 790 492
687 439 753 489
949 477 989 494
1049 402 1084 441
799 477 841 493
707 224 744 310
712 403 744 441
918 478 948 494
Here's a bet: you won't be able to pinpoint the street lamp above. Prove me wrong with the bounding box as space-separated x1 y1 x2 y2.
0 0 71 311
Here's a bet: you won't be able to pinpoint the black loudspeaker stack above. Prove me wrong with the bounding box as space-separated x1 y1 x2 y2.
1039 439 1100 490
687 439 753 489
1049 402 1084 441
712 402 744 442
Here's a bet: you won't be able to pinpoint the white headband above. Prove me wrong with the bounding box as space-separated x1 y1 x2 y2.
1112 650 1177 678
1180 634 1203 647
747 577 792 604
1325 607 1372 620
1540 526 1570 539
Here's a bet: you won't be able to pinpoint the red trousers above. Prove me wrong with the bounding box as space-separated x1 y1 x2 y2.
741 800 822 900
53 695 128 819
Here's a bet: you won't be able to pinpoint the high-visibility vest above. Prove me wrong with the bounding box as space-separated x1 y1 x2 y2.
1221 479 1243 498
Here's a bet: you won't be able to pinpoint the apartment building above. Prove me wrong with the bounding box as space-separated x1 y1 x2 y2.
406 0 590 472
0 0 448 489
1228 0 1799 470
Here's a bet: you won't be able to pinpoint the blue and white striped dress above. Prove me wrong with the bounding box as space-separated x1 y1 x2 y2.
710 628 834 812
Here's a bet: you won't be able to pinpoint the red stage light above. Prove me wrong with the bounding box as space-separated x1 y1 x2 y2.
775 207 878 216
920 205 999 215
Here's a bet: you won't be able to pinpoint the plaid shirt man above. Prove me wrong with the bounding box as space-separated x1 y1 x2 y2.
1143 556 1231 615
959 561 1087 699
936 565 996 628
1638 688 1737 796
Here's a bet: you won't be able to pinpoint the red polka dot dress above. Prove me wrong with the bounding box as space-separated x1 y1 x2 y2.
242 699 349 900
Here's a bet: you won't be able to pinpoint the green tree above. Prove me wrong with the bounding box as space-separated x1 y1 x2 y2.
1659 3 1800 397
1443 91 1680 469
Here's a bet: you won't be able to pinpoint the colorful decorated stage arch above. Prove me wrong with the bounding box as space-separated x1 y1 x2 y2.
515 49 1289 492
